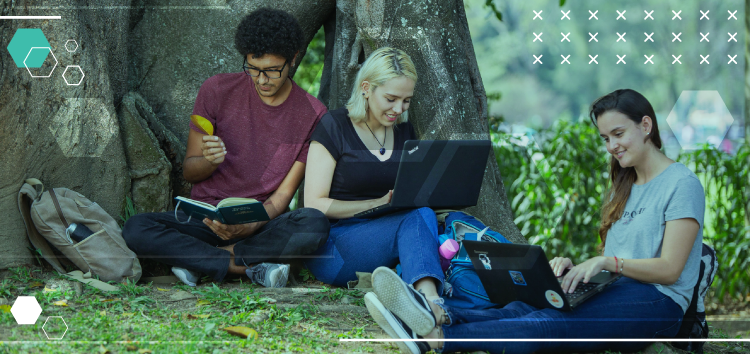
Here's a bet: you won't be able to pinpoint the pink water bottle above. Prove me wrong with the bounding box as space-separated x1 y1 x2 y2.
438 236 459 271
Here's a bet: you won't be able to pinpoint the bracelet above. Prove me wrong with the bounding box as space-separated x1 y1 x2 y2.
620 258 625 274
614 256 619 274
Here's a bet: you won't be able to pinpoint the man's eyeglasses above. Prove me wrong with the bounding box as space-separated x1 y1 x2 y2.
243 58 288 79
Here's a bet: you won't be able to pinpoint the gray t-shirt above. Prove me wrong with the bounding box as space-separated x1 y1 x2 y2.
603 162 705 313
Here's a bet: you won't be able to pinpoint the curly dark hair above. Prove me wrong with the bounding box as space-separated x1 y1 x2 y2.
235 8 304 62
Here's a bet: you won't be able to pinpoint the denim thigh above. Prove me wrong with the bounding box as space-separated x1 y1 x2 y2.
441 277 684 354
304 208 443 290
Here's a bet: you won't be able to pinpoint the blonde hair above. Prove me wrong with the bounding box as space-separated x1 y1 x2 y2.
345 47 418 124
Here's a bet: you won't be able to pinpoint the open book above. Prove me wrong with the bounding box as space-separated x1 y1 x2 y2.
174 196 270 225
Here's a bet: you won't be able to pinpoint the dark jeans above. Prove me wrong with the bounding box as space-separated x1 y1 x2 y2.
122 208 329 282
439 277 684 354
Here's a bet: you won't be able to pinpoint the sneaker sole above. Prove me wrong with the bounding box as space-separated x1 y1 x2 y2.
364 293 420 354
372 267 435 336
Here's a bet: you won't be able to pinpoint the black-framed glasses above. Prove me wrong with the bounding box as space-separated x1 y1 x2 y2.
243 58 288 79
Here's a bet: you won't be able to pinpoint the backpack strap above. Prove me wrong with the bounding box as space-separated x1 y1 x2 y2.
17 179 67 274
48 188 70 229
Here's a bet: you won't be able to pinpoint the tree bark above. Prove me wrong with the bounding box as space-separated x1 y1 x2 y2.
0 0 131 268
319 0 526 244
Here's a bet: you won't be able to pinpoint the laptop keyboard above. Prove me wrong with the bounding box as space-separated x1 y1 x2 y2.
564 282 598 300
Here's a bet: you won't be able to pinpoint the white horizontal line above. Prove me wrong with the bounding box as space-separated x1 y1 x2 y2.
341 338 750 342
0 16 61 19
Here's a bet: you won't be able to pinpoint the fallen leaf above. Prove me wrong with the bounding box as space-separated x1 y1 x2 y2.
156 287 170 292
196 299 211 306
43 287 58 293
0 305 11 313
98 345 111 354
126 345 137 351
29 282 44 288
169 291 195 301
187 314 210 319
53 299 68 307
222 326 259 340
99 310 106 316
99 298 121 303
138 349 152 354
122 312 135 317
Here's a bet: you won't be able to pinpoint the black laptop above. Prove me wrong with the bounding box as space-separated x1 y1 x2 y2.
463 241 621 311
353 140 492 218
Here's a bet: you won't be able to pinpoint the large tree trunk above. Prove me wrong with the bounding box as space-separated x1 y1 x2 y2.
0 0 525 269
319 0 525 244
0 0 131 268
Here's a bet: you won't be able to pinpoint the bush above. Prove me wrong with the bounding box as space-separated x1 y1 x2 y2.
493 121 750 300
493 120 608 264
677 143 750 300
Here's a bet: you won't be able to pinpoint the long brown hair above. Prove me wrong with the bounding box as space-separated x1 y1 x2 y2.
589 89 662 251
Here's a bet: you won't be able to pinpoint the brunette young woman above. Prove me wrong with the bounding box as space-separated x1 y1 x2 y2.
366 89 706 354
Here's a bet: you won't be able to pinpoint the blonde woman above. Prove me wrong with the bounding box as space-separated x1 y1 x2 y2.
304 48 445 332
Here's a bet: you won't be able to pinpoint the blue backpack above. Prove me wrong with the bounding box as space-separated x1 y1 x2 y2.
437 212 511 309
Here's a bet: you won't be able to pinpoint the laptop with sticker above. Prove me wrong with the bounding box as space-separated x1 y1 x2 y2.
462 241 621 311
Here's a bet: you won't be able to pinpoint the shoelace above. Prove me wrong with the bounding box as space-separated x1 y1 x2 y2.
248 265 266 284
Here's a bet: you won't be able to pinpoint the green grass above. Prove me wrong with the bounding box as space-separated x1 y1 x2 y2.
0 267 385 354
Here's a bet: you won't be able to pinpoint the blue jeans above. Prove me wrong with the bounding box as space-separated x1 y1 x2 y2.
440 277 684 354
305 207 444 294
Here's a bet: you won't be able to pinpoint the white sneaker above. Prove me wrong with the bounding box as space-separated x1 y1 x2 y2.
364 292 430 354
171 267 200 287
372 266 436 336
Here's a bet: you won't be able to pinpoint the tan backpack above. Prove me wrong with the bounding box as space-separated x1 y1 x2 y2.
18 179 141 288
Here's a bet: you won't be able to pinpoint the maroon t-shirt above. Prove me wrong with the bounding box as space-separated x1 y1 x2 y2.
189 73 327 206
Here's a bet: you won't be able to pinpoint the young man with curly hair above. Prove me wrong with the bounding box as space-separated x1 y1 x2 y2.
123 8 329 288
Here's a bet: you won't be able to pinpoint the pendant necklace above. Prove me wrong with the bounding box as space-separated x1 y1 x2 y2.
364 121 387 155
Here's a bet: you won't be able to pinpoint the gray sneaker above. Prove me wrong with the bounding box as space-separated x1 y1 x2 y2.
171 267 200 287
246 263 290 288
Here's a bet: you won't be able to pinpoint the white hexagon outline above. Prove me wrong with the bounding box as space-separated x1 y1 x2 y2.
23 46 58 78
10 296 42 325
42 316 68 340
62 65 85 86
665 90 735 150
64 39 78 53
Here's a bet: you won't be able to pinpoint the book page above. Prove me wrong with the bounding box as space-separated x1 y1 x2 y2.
175 196 217 211
217 197 259 208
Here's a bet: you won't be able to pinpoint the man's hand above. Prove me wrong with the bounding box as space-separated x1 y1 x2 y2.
201 135 227 165
560 256 606 294
203 218 262 241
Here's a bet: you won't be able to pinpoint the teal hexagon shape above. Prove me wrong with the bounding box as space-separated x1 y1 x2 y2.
7 28 51 68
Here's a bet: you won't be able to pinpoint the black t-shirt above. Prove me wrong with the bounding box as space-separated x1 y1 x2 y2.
310 107 416 201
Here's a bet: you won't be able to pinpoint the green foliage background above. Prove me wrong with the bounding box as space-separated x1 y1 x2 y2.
494 123 750 301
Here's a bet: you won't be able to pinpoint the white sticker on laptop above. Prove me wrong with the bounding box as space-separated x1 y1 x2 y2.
545 290 564 308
